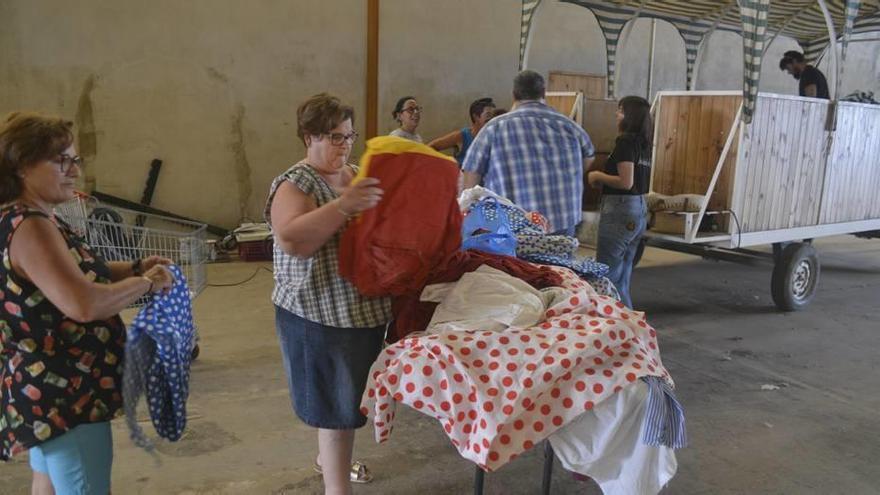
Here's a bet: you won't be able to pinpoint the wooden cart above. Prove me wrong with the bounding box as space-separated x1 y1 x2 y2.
643 90 880 310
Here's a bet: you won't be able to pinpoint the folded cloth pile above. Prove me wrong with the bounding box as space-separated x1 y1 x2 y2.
841 90 878 105
460 188 609 280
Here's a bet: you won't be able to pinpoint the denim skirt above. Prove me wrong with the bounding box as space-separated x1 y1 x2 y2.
275 305 386 429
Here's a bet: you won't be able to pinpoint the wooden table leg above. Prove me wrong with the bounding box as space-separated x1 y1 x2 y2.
474 464 485 495
542 441 554 495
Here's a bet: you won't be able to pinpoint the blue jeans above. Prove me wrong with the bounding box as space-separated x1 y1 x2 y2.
596 195 647 308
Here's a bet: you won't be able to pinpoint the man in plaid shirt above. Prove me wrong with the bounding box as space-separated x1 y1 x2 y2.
462 70 595 235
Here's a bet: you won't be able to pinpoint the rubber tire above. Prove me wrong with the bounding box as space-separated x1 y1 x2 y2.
771 243 820 311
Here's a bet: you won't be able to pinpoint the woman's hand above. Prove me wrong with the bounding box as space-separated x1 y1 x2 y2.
336 178 383 216
587 171 603 188
141 255 172 272
143 265 175 294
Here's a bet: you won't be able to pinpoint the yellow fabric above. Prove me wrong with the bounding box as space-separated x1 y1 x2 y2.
355 136 457 184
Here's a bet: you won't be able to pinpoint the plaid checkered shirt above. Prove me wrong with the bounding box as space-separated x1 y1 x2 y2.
265 162 392 328
462 101 595 232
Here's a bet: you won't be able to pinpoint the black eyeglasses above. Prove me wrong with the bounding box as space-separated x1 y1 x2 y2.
51 154 83 174
324 132 358 146
401 106 423 114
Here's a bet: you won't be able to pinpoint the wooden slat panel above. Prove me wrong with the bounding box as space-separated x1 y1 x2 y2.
583 99 619 153
651 94 742 221
867 111 880 219
772 98 797 231
546 94 578 117
750 96 778 231
822 103 880 224
739 103 761 232
548 71 607 100
805 104 829 227
653 96 679 195
789 101 817 228
742 95 772 232
737 96 833 233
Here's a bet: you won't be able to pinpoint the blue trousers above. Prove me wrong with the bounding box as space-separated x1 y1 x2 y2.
596 195 647 308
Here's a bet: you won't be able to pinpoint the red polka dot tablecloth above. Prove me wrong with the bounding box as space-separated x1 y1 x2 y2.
361 267 673 472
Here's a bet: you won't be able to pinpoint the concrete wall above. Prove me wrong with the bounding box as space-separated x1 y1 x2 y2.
0 0 366 228
2 0 878 229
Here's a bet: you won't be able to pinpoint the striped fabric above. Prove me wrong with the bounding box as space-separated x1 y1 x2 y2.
519 0 544 70
641 376 687 449
740 0 770 123
519 1 880 120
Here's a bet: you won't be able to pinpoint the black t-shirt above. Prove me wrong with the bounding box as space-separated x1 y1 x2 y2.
602 134 651 196
799 66 830 100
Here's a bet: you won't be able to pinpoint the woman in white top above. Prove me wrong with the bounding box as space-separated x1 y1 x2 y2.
389 96 423 143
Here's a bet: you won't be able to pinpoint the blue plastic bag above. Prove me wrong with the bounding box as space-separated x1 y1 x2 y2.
461 198 518 256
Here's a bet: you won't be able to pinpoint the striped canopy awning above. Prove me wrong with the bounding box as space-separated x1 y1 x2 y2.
519 0 880 122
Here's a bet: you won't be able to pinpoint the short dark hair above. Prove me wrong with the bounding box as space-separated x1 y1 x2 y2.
780 50 805 70
392 96 417 121
617 96 653 157
0 112 74 203
296 93 354 146
513 70 545 101
784 50 805 62
468 98 495 123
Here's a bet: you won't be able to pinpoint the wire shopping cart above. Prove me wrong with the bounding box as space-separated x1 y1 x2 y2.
54 192 209 304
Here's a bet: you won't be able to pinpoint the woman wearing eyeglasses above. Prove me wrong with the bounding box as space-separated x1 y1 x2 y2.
0 112 174 494
266 93 390 494
428 97 496 166
389 96 423 143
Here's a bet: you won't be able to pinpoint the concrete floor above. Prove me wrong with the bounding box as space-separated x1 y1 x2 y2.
1 236 878 494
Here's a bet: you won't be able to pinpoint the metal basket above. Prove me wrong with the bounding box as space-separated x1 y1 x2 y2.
55 193 208 305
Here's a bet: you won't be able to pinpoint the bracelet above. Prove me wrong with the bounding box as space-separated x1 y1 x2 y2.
336 202 354 218
132 258 143 276
141 275 154 294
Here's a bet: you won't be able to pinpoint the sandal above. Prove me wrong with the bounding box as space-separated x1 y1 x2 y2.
313 460 374 484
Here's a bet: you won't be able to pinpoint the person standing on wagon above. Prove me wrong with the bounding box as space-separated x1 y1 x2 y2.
779 51 830 100
587 96 653 309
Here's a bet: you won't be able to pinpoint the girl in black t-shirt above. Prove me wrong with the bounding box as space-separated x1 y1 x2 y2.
587 96 653 308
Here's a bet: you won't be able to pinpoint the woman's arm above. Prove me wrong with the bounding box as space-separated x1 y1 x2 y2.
10 217 174 322
270 177 384 258
588 162 634 190
107 256 172 282
427 130 463 152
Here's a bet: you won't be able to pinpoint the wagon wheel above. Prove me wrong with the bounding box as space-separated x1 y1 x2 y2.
771 243 820 311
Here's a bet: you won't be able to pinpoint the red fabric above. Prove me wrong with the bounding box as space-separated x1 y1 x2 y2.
388 250 564 342
339 151 462 297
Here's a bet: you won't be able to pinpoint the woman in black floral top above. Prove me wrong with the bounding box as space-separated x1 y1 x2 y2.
0 113 174 494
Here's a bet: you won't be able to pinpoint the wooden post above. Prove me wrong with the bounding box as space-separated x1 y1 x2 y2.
366 0 379 139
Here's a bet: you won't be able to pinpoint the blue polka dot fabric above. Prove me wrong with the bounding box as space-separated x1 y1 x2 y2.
123 265 195 451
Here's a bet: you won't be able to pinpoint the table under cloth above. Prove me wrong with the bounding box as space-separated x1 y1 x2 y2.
360 266 673 471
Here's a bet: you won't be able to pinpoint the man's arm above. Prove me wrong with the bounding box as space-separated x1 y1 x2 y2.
460 124 493 191
804 84 818 98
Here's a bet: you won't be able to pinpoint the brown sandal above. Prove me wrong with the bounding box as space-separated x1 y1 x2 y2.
313 460 374 484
